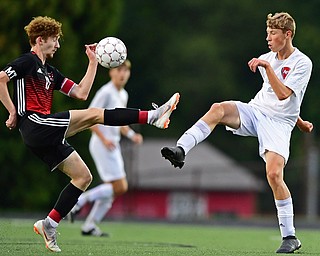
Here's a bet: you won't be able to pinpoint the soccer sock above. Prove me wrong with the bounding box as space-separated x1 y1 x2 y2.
104 108 149 125
82 198 114 231
177 119 212 154
49 183 83 223
146 109 158 123
77 183 113 208
47 213 59 228
275 197 295 238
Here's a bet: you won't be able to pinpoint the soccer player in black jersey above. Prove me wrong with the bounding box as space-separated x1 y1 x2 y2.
0 16 179 252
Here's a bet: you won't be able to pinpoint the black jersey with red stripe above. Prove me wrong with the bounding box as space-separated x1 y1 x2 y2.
3 51 75 118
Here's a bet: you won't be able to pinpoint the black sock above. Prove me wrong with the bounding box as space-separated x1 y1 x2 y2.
283 235 296 240
54 183 83 218
104 108 139 125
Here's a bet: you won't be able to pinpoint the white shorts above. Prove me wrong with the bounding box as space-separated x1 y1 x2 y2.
226 101 293 164
89 135 125 182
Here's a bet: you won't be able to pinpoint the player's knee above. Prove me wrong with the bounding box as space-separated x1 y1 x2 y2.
113 182 128 196
81 172 93 189
86 107 104 124
86 173 93 186
266 170 282 185
208 103 224 120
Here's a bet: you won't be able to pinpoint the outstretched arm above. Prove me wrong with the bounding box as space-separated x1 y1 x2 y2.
69 43 98 100
0 71 17 129
296 116 313 133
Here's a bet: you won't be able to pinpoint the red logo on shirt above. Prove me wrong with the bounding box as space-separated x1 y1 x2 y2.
281 67 290 79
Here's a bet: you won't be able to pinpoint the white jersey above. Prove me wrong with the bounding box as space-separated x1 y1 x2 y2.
89 81 128 142
249 48 312 128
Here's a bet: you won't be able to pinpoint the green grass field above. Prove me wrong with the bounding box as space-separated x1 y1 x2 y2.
0 218 319 255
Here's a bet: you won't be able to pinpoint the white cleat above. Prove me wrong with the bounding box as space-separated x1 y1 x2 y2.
33 219 61 253
150 92 180 129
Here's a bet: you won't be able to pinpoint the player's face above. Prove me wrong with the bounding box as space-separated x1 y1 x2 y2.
110 65 131 89
266 28 287 52
42 36 60 59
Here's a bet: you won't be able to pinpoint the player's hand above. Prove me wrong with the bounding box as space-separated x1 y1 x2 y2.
103 139 116 151
131 133 143 145
248 58 269 73
85 44 98 65
6 112 17 130
297 120 313 133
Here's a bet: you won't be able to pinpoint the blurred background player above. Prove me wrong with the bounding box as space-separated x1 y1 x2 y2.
161 12 313 253
68 60 143 236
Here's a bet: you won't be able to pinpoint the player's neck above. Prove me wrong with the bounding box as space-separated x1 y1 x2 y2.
31 46 46 64
112 82 123 91
277 45 295 60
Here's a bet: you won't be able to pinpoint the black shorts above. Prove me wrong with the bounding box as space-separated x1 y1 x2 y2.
19 111 75 171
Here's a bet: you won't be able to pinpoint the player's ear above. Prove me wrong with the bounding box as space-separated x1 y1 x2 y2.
286 30 292 39
36 36 43 45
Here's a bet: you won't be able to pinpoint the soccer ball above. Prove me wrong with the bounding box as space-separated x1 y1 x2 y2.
95 37 127 68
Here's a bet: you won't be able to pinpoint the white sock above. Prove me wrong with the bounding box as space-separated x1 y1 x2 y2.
77 183 113 208
275 197 295 238
177 119 211 154
147 109 156 123
47 216 58 228
82 197 113 231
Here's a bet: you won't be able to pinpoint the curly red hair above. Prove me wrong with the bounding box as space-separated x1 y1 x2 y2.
24 16 63 46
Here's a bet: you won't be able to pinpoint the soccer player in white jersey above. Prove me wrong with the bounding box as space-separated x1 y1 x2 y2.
68 60 143 236
161 12 313 253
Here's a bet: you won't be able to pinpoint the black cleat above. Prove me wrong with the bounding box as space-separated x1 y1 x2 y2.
81 228 109 237
276 236 301 253
161 146 185 168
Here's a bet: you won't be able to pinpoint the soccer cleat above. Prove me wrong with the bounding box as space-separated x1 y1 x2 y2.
149 92 180 129
81 227 109 237
161 146 185 168
33 219 61 253
66 204 80 223
276 237 301 253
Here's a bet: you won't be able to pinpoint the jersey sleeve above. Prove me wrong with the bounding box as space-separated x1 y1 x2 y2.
60 78 76 96
284 57 312 96
49 65 76 96
2 54 32 80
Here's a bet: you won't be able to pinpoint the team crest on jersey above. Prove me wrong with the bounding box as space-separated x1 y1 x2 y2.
281 67 290 80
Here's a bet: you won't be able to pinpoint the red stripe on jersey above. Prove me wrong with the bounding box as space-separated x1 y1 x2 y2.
25 75 53 115
60 78 75 96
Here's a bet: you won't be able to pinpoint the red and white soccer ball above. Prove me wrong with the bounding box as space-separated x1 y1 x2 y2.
95 37 127 68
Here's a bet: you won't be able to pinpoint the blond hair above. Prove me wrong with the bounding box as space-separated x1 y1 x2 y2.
266 12 296 38
122 59 131 69
24 16 63 46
